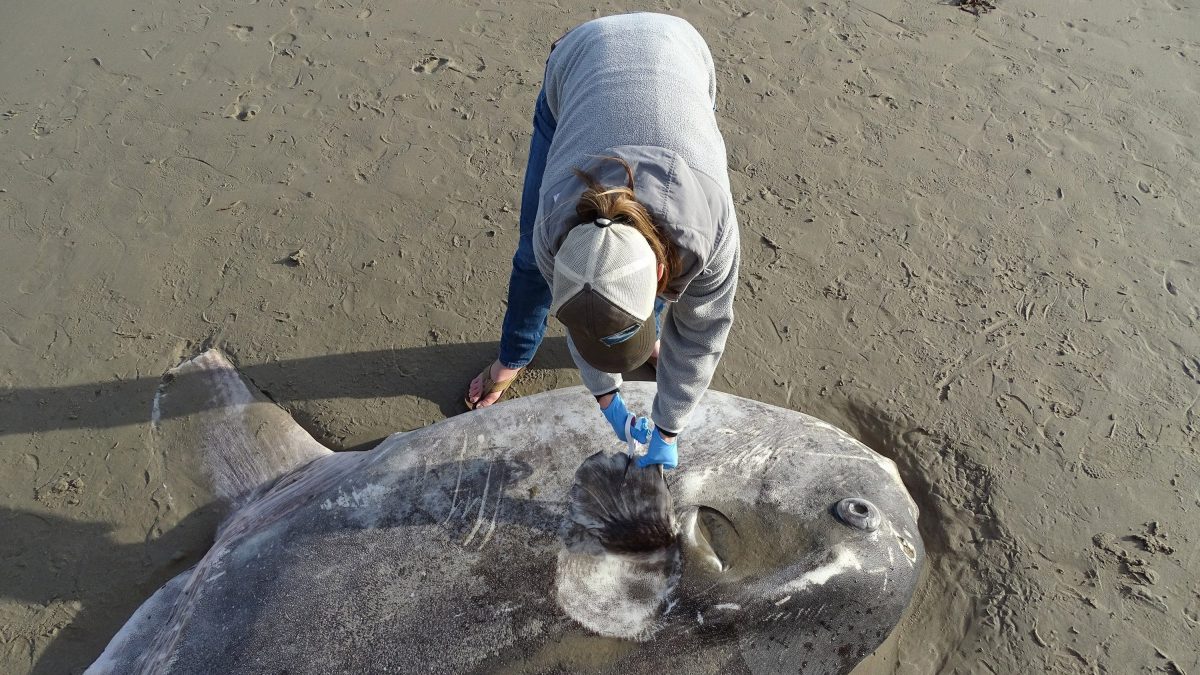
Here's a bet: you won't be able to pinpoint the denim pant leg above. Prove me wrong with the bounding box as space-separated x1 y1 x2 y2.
653 297 666 337
498 91 556 369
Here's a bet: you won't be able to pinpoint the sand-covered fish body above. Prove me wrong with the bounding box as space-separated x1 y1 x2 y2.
88 350 924 674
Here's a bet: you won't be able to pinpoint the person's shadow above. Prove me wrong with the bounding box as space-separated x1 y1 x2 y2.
0 338 604 441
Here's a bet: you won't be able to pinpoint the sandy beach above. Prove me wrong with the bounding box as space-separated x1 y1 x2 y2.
1 0 1197 672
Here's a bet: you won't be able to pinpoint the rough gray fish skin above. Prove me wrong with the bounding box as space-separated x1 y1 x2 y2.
88 349 924 675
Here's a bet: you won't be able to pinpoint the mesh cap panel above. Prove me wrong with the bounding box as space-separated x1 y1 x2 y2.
551 221 657 320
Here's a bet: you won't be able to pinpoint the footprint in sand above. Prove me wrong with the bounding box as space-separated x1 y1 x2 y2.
411 55 482 80
270 32 299 56
227 24 255 41
412 56 452 74
226 103 260 122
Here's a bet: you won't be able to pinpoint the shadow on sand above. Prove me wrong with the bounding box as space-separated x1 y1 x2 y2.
0 338 609 440
0 504 222 675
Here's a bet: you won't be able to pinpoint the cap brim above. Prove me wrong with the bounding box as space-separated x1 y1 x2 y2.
569 313 656 374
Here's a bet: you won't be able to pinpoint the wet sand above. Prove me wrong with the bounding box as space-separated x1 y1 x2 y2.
1 0 1197 673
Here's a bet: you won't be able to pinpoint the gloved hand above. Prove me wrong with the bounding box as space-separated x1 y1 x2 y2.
600 392 652 444
637 428 678 469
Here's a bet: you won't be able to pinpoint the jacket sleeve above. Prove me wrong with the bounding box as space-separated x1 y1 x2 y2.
651 220 740 434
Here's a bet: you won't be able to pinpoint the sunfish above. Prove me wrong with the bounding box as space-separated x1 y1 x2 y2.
88 349 923 674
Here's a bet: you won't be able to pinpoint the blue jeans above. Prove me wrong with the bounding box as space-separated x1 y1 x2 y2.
497 91 557 369
497 91 665 369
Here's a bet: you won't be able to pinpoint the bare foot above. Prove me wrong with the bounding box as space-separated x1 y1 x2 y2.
466 360 522 409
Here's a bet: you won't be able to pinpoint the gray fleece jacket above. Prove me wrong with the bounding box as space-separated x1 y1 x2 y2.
532 13 741 435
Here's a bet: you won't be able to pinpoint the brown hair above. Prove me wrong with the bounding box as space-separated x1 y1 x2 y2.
572 158 678 294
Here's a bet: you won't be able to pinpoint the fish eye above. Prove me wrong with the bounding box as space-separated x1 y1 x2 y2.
834 498 881 532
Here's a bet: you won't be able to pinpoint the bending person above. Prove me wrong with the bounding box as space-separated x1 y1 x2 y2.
464 13 741 469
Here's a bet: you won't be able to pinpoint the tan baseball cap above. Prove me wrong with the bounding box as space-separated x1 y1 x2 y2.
551 218 658 374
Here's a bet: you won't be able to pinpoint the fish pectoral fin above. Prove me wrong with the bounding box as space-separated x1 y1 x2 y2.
567 451 677 553
555 452 682 641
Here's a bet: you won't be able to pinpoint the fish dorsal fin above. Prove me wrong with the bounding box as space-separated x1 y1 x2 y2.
155 349 332 509
556 452 680 642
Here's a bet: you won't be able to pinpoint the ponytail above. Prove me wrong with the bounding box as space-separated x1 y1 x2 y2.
572 158 678 294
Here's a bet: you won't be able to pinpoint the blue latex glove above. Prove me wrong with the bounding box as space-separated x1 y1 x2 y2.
637 428 679 469
600 392 652 444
